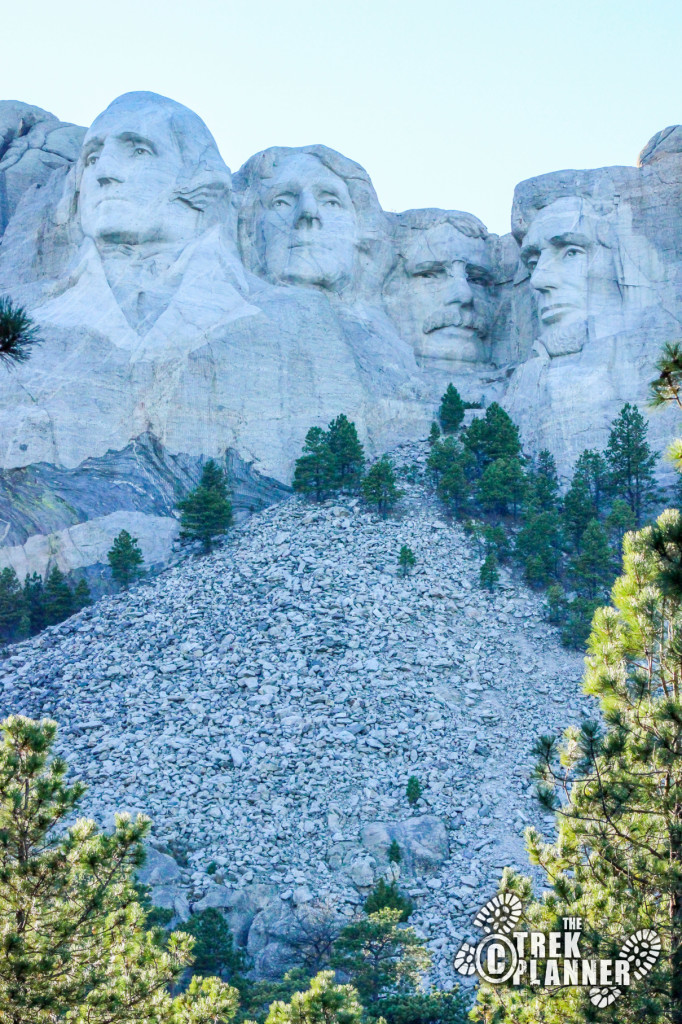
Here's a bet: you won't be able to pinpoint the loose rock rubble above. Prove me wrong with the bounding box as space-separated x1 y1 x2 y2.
1 441 590 985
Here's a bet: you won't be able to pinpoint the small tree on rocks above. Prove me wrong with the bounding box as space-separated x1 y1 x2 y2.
43 566 73 626
362 455 402 515
406 775 422 806
72 577 92 611
178 459 234 553
438 384 466 434
107 529 145 590
364 878 414 922
480 551 499 590
428 421 441 445
397 545 416 577
326 414 365 492
293 427 330 502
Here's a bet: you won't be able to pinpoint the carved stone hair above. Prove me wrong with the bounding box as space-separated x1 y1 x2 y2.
56 91 232 232
233 144 390 289
390 207 489 251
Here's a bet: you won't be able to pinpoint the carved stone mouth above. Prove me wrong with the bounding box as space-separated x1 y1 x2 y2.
539 302 580 323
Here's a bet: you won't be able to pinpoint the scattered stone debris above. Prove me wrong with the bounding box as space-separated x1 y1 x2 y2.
1 441 590 984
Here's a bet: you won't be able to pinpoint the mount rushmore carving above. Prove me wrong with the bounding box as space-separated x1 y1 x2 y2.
0 90 680 579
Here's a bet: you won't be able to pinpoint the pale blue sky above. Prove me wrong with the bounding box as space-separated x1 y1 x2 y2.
3 0 681 235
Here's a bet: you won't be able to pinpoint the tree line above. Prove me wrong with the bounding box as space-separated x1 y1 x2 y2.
427 384 661 645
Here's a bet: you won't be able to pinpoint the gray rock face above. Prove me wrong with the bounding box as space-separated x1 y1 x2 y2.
0 101 84 235
1 88 681 573
361 815 449 878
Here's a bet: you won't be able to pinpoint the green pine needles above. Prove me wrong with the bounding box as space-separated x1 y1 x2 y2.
107 529 145 589
0 295 41 368
178 458 234 553
0 715 238 1023
293 415 365 502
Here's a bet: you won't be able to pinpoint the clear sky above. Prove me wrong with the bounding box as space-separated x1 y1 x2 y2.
3 0 681 236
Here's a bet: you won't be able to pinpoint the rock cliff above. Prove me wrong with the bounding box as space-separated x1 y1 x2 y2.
0 91 681 577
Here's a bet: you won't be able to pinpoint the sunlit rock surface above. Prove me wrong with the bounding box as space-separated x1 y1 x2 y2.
1 90 681 575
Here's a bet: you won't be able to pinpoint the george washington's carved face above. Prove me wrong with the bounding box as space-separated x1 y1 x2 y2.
256 153 359 290
79 102 200 247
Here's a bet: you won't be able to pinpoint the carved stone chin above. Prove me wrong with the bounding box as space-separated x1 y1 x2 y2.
415 327 489 368
538 320 588 358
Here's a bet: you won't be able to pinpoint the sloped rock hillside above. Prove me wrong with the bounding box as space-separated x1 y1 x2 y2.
2 441 587 986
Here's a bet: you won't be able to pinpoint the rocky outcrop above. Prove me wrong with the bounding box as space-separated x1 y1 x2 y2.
0 433 290 582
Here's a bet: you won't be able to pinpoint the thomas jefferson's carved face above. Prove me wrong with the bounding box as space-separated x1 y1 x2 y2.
257 153 358 290
520 198 620 355
400 222 494 364
79 104 199 247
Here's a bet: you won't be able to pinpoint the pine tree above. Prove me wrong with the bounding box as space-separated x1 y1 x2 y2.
606 496 636 549
0 567 23 642
397 545 416 577
331 909 430 1011
0 295 41 368
184 908 247 982
427 436 473 515
428 421 441 446
514 510 562 587
475 509 682 1023
650 340 682 410
477 457 527 518
22 572 45 635
569 517 614 601
178 459 234 553
606 402 660 526
0 715 237 1023
326 414 365 492
479 551 499 590
462 402 522 471
293 427 331 502
528 449 560 512
575 448 609 516
361 456 402 515
545 583 566 625
438 384 466 434
72 577 91 611
43 566 73 626
107 529 145 590
363 878 414 922
562 463 598 552
406 775 422 805
264 971 362 1024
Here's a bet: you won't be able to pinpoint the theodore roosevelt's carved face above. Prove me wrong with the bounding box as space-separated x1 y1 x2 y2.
79 102 200 247
400 222 494 364
520 197 620 356
256 153 358 290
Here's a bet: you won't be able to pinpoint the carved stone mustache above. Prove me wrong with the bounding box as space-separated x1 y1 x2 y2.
423 308 488 337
